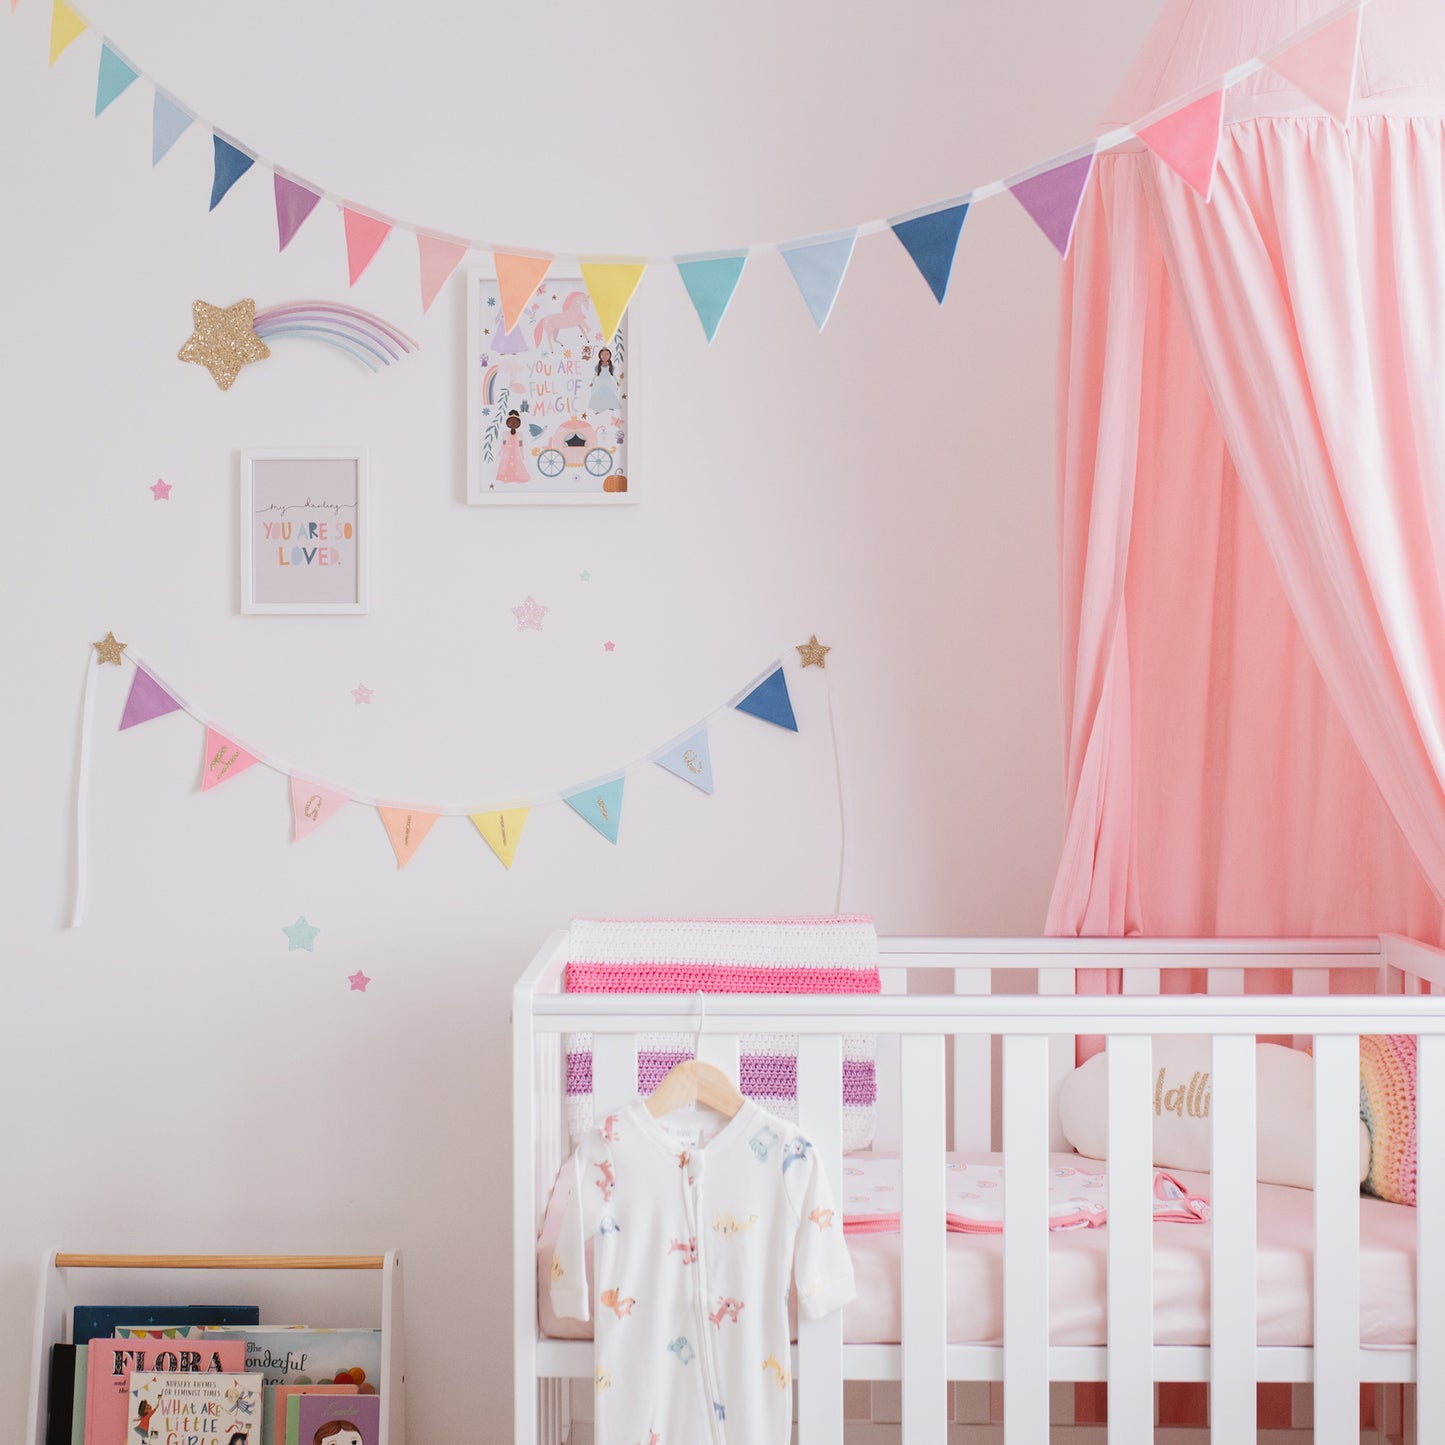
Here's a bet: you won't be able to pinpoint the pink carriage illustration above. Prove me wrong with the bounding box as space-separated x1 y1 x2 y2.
533 417 616 479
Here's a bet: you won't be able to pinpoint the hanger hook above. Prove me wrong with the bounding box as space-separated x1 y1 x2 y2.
693 989 706 1060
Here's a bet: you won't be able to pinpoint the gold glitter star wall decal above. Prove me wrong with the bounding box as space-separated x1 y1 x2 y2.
796 635 832 669
178 298 271 390
92 631 128 665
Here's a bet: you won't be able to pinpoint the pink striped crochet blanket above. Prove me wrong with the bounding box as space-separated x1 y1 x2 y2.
563 916 880 1151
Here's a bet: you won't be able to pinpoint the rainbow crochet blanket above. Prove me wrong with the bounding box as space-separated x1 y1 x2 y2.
1360 1034 1417 1206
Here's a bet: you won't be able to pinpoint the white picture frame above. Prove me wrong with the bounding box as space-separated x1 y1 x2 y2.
240 448 370 615
466 264 638 505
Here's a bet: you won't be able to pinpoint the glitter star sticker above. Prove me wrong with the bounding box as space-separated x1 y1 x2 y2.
351 683 373 705
92 631 127 665
282 916 320 952
177 298 271 391
512 595 549 632
150 479 172 501
348 969 372 992
795 635 832 669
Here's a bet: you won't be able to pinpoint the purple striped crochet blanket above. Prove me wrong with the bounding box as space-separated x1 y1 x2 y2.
563 916 880 1151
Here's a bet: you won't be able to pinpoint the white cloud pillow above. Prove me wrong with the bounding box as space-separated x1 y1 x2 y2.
1058 1037 1369 1191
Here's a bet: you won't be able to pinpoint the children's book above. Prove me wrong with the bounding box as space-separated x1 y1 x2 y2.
127 1371 263 1445
70 1346 88 1445
46 1343 76 1445
85 1337 246 1445
287 1393 380 1445
72 1306 259 1346
269 1385 359 1445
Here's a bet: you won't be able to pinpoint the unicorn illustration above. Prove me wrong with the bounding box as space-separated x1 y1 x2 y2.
601 1288 635 1319
595 1159 616 1202
762 1355 791 1389
533 291 592 350
669 1237 698 1264
667 1336 696 1366
781 1137 812 1173
709 1296 744 1327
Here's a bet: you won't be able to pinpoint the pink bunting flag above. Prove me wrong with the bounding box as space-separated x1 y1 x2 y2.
343 209 393 286
1267 7 1362 123
1137 89 1224 201
378 806 439 868
418 233 468 313
275 175 322 252
291 776 350 841
200 727 259 791
1007 150 1096 258
494 252 552 334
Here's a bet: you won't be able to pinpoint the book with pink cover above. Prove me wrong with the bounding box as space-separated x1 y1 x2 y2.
127 1371 263 1445
84 1338 246 1445
270 1385 359 1445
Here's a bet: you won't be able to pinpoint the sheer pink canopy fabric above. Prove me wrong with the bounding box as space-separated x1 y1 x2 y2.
1048 0 1445 972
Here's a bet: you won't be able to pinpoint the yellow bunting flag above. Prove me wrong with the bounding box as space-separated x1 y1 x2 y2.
580 261 646 342
378 806 439 869
49 0 85 63
494 252 552 335
469 808 529 870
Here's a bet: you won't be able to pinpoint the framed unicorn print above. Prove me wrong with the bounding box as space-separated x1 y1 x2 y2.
466 266 638 505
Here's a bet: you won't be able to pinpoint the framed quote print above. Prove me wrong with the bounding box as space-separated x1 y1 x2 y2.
466 266 637 505
240 449 370 614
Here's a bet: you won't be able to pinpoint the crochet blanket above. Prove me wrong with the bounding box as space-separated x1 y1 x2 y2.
563 916 880 1150
1360 1033 1417 1206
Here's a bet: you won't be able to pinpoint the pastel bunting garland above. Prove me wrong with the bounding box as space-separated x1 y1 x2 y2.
25 0 1370 330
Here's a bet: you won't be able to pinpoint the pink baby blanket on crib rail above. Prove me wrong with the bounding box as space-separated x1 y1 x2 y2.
840 1155 1211 1235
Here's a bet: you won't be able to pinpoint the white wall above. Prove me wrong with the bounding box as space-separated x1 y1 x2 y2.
0 1 1151 1437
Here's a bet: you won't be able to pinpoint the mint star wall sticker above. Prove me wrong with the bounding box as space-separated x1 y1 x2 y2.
283 916 320 952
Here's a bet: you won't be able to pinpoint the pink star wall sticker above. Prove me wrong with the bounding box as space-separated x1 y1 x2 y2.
348 969 372 992
150 479 172 500
512 595 549 632
351 683 373 705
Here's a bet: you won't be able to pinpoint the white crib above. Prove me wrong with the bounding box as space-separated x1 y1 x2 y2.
512 933 1445 1444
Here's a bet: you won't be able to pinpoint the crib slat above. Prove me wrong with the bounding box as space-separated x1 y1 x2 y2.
590 1031 637 1119
1418 1034 1445 1437
1292 969 1330 1053
952 969 992 1151
1105 1035 1153 1443
1121 968 1161 996
1313 1035 1360 1445
797 1033 845 1445
1002 1034 1049 1445
1210 1034 1256 1440
901 1034 948 1445
1038 967 1076 1152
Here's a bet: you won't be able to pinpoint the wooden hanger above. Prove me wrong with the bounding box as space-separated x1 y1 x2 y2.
646 991 746 1120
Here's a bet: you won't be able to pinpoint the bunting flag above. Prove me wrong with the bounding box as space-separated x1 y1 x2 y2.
470 808 529 869
1007 150 1096 257
676 255 747 343
581 262 646 343
48 0 84 64
378 806 439 868
151 92 192 166
291 776 350 841
780 233 856 331
118 667 181 730
274 175 322 252
734 668 798 732
565 777 625 845
490 314 529 355
418 234 468 313
200 727 259 790
209 137 255 211
655 728 715 795
1136 89 1224 200
344 209 392 285
891 203 970 305
94 44 138 116
1267 7 1363 123
495 252 552 334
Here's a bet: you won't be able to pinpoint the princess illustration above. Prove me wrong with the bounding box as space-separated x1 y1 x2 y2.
495 409 530 484
587 347 621 415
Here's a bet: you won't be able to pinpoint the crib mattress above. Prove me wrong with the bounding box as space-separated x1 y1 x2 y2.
535 1150 1419 1348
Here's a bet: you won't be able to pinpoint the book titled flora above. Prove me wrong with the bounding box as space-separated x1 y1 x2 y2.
128 1372 264 1445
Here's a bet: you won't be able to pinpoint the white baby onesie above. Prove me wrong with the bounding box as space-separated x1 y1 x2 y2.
550 1097 855 1445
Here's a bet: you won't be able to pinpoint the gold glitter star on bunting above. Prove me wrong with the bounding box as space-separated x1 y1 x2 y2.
177 298 271 391
92 631 127 665
795 634 831 669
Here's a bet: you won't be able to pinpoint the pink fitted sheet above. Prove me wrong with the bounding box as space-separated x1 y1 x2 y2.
536 1150 1418 1348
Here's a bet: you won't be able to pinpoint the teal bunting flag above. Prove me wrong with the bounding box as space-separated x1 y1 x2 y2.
779 233 856 331
891 202 970 304
151 92 192 166
95 45 138 117
210 136 255 211
734 668 798 732
564 777 625 844
655 728 715 794
676 255 747 343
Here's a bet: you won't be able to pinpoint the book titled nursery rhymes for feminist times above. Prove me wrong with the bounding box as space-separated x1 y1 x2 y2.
127 1372 263 1445
85 1339 248 1445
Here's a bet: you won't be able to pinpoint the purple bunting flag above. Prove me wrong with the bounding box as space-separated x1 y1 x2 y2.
119 667 183 731
1007 151 1096 258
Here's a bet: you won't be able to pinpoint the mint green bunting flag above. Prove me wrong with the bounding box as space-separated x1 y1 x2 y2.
95 45 138 117
676 255 747 343
564 777 625 844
